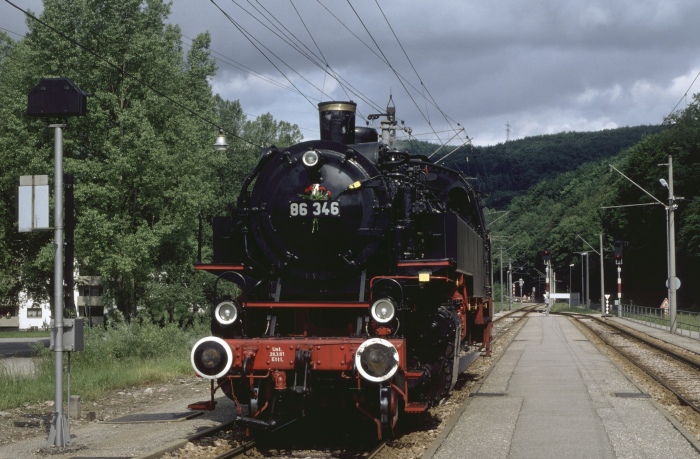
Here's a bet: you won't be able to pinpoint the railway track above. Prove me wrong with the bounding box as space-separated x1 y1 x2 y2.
570 314 700 414
205 437 386 459
164 305 539 459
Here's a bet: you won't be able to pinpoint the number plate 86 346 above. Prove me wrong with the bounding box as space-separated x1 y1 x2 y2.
289 201 340 217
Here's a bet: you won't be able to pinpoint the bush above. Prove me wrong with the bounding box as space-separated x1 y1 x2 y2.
0 318 211 410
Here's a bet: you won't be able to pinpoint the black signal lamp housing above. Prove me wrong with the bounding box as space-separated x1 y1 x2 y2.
27 78 88 117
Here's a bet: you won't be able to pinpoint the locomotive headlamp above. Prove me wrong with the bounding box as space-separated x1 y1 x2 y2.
214 300 239 325
302 150 321 168
191 336 233 379
355 338 399 383
370 298 396 323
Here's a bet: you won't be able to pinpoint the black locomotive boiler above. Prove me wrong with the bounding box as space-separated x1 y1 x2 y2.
190 101 492 438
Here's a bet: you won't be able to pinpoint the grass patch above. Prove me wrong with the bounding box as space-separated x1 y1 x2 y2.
0 330 50 338
0 319 209 410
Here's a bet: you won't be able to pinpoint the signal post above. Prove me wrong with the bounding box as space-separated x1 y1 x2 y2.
614 240 623 317
543 249 551 316
26 78 88 448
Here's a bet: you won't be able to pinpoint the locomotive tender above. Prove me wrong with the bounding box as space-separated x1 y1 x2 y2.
190 101 492 438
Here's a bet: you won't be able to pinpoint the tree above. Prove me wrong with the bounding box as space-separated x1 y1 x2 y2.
605 94 700 308
0 1 304 322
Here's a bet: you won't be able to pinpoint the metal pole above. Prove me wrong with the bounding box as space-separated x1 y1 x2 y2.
586 253 590 307
617 265 622 317
545 260 550 316
48 124 68 447
668 156 678 334
569 264 573 307
600 233 605 313
489 241 494 313
499 248 504 313
580 253 585 306
508 259 512 311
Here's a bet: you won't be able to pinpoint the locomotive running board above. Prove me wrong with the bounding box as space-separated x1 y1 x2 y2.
457 349 481 374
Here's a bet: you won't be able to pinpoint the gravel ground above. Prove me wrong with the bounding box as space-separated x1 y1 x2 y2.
0 373 232 458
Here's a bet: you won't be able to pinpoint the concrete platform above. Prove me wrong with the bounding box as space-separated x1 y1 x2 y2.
424 314 700 459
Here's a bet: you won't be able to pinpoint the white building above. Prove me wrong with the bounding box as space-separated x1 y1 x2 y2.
16 291 51 330
1 276 105 331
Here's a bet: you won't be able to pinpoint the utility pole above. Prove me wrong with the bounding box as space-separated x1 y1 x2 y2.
600 233 605 314
605 160 682 334
500 247 504 312
508 259 513 311
586 253 590 306
661 156 680 333
543 249 551 316
577 236 601 311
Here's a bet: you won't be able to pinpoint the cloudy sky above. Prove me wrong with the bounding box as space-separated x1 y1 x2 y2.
2 0 700 146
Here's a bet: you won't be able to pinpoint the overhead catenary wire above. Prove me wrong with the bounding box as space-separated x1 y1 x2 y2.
312 0 458 135
217 0 385 119
240 0 385 117
666 68 700 121
211 0 320 109
247 0 382 119
288 0 362 113
344 0 441 142
11 0 468 148
252 0 465 145
373 0 465 143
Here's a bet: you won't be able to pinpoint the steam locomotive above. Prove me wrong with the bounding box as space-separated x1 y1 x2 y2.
190 100 492 438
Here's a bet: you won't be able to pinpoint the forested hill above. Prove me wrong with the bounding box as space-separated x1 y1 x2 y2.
401 125 667 209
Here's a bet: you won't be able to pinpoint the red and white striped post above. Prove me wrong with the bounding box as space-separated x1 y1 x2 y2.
617 265 622 317
545 262 550 315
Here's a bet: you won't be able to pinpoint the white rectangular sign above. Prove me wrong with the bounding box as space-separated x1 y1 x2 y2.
18 175 49 232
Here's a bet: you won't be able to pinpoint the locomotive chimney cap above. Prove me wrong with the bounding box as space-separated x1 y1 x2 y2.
318 101 357 144
317 101 357 112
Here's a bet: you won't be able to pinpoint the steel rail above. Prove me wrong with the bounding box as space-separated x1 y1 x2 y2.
210 439 257 459
570 314 700 415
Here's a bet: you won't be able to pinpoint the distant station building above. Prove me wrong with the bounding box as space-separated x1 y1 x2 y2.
76 276 105 327
0 276 105 331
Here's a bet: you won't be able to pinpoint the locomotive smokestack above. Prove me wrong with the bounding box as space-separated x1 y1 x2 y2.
318 101 356 144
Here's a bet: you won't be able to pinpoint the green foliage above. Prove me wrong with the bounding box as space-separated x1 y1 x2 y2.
0 320 208 409
447 125 666 209
492 97 700 310
0 1 301 320
601 94 700 309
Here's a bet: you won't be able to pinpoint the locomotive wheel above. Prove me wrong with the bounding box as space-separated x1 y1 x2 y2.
438 342 456 398
380 386 400 439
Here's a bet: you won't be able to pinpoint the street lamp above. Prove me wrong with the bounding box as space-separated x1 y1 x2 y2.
213 129 228 151
577 234 604 312
659 162 681 333
578 252 589 306
200 129 230 265
569 264 574 307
